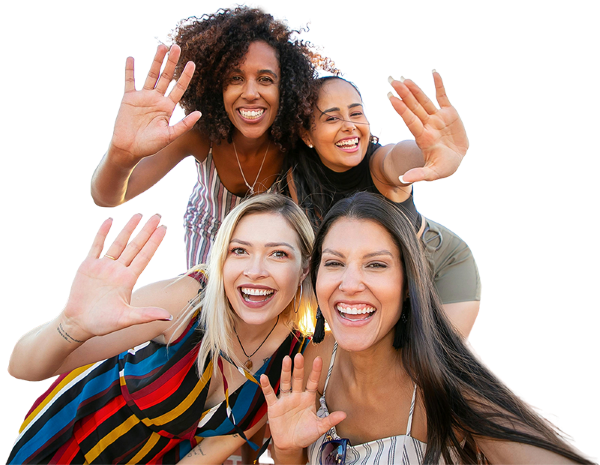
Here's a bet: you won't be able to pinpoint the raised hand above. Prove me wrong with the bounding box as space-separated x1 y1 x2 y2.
388 72 468 183
260 354 346 453
61 214 170 342
109 45 202 168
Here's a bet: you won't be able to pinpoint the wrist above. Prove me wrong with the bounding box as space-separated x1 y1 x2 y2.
106 142 140 171
56 313 90 345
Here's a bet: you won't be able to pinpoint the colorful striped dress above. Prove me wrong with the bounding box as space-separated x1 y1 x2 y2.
183 147 278 268
8 295 309 463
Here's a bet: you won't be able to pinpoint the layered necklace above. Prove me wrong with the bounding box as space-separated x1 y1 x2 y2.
233 315 279 370
232 141 270 196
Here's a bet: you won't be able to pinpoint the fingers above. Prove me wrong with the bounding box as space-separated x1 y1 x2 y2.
389 78 435 122
260 374 279 407
100 213 166 266
319 411 347 432
88 218 114 259
138 44 196 104
387 94 424 139
432 71 452 108
305 356 322 394
291 353 305 393
169 111 202 141
401 166 443 183
124 57 135 93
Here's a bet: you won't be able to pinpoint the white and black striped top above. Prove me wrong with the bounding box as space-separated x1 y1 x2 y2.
307 342 430 465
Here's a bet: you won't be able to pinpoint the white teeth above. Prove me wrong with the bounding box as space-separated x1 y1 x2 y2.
336 303 375 315
335 138 359 147
239 109 265 119
241 287 274 296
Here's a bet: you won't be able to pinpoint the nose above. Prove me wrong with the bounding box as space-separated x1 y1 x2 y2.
241 80 259 101
338 265 365 294
243 255 268 280
341 119 357 132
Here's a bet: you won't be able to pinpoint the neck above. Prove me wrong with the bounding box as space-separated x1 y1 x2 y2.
231 132 272 158
232 313 282 344
338 332 407 389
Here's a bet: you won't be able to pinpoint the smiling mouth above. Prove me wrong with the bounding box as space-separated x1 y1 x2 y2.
240 287 275 302
336 303 376 321
335 137 359 149
238 109 265 120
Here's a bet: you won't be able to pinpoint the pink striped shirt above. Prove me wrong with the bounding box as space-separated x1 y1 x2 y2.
183 147 277 268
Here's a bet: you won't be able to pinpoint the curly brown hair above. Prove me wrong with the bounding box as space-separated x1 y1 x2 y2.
171 6 336 152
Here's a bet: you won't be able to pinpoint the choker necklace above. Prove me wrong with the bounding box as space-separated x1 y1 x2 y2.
232 141 270 195
233 315 279 370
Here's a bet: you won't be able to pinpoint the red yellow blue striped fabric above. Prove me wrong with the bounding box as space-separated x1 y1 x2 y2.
9 303 309 463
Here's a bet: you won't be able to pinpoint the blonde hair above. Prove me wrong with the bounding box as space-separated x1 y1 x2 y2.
181 193 315 373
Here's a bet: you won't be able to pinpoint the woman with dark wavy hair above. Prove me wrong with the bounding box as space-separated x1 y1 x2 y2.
260 192 592 464
91 6 334 268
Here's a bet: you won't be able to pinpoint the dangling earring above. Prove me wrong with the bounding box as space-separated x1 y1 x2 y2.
293 282 303 314
313 307 326 343
393 298 410 349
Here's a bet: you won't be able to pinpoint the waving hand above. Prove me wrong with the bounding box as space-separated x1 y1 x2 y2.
109 45 202 168
260 354 346 456
388 72 468 183
62 214 171 342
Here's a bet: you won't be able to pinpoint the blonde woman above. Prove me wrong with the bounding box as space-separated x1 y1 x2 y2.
9 194 314 464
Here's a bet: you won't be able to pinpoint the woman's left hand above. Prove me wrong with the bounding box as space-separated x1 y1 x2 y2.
388 72 468 183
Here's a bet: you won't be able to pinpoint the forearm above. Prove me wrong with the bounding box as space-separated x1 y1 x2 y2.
381 140 425 185
91 145 138 207
8 314 87 381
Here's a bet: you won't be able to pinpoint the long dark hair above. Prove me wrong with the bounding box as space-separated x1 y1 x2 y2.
310 192 591 464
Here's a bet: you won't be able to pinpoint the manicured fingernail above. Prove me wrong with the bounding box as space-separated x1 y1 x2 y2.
399 175 413 185
388 76 395 84
155 213 162 218
432 69 437 74
399 76 405 83
387 91 402 101
160 315 173 322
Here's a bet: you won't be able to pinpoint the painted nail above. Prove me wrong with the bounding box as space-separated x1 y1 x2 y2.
387 92 394 100
155 213 162 218
160 315 173 322
399 175 413 185
388 76 395 84
432 69 437 74
399 76 405 83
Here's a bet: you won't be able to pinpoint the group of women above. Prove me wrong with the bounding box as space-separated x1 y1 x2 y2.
8 6 591 464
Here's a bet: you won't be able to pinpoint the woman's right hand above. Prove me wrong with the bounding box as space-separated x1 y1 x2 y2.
108 45 202 168
60 214 171 342
260 354 346 454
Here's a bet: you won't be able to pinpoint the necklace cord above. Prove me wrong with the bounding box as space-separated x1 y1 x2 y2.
232 141 270 195
234 314 280 361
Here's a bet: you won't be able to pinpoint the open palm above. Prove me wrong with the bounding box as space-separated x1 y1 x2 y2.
109 45 202 167
260 354 346 451
62 214 170 341
388 72 468 183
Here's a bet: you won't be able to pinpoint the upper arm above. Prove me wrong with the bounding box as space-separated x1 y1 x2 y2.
54 275 202 374
476 437 583 464
303 333 335 394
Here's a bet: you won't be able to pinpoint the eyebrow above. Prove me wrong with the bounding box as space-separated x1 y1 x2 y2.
319 103 363 117
322 248 393 259
231 68 279 79
230 239 296 250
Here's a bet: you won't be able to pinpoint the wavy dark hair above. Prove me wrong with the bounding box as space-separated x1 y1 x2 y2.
171 6 336 152
310 192 591 464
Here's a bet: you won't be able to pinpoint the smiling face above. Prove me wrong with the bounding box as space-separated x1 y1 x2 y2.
223 212 307 327
304 78 371 172
316 217 404 351
222 41 281 140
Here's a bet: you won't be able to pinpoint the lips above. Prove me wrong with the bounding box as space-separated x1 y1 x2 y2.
238 286 276 308
335 137 360 152
238 108 266 121
335 302 376 322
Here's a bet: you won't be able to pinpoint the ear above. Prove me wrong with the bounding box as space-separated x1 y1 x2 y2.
300 128 313 148
299 264 310 285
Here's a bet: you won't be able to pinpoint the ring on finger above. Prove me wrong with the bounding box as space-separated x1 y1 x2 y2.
280 388 292 395
104 254 117 260
306 388 317 393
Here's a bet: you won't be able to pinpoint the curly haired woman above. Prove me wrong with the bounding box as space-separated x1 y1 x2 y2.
91 6 333 268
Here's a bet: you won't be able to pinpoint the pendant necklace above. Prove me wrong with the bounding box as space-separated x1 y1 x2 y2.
232 141 270 195
233 315 279 370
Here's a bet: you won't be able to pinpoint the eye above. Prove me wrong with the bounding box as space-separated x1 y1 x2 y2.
271 250 289 259
229 75 243 84
230 247 246 256
258 76 275 84
351 111 364 118
323 260 344 267
324 115 341 123
367 262 387 269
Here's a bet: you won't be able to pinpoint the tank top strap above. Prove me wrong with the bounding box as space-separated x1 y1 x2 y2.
405 383 418 437
322 341 338 396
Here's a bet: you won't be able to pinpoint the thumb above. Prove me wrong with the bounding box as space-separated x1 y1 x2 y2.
125 306 173 325
319 411 346 433
401 166 441 183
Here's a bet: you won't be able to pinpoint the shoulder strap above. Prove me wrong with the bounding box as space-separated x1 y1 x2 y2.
405 384 418 436
322 341 338 396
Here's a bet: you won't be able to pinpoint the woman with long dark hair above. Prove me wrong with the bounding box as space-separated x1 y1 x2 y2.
260 192 592 464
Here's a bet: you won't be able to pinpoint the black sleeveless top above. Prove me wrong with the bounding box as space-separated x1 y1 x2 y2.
284 141 421 230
